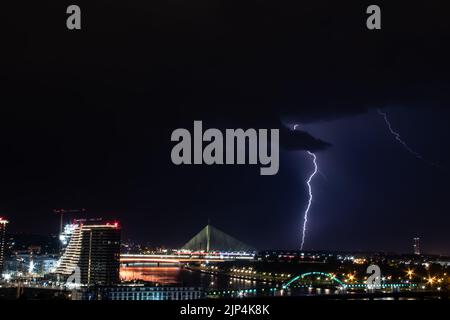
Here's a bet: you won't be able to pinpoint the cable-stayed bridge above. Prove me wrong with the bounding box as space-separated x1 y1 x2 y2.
120 224 255 265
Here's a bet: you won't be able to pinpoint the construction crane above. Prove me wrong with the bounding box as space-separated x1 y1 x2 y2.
53 208 87 235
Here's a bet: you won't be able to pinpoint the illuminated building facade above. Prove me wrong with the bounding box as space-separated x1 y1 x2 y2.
59 223 78 248
0 218 8 274
54 221 121 285
73 286 205 300
3 254 59 276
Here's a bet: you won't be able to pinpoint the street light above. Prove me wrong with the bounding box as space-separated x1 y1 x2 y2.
406 269 414 280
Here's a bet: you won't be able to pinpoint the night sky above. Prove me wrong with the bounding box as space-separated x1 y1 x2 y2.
2 1 450 254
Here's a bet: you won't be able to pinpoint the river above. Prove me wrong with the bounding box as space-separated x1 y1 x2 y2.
120 266 273 291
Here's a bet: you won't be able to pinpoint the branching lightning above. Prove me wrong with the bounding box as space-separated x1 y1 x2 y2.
378 109 444 170
301 150 318 251
291 123 320 250
378 109 425 160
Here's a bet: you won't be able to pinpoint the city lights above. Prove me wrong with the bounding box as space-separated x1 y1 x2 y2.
1 217 450 302
406 269 414 279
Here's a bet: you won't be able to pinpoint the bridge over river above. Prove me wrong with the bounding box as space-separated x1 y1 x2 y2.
120 252 254 265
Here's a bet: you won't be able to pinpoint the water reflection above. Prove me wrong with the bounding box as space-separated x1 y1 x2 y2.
120 267 181 284
120 266 265 290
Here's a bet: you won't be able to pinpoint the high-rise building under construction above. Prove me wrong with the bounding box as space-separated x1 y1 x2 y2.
54 221 121 286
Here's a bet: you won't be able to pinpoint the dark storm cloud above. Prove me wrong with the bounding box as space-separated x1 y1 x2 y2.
280 126 331 151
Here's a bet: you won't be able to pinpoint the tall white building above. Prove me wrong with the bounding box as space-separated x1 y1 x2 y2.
413 237 421 255
0 217 8 274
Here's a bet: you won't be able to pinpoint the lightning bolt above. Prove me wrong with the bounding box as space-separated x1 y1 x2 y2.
301 150 318 251
291 123 320 250
377 109 444 170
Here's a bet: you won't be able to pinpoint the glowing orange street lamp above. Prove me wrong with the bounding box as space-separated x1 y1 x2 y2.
406 269 414 280
347 274 356 283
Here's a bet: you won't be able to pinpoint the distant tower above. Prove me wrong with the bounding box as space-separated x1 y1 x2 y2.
413 237 421 255
0 217 9 273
